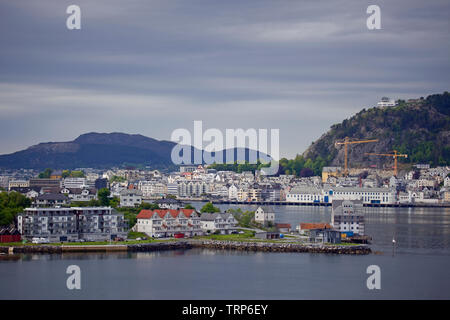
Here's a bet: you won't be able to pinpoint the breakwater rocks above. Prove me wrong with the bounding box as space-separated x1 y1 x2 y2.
128 241 192 252
2 245 63 254
189 240 372 255
1 240 371 255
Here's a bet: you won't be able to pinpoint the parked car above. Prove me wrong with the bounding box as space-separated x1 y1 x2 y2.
32 237 49 244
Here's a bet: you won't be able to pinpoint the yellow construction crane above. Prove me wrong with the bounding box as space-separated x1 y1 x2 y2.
364 150 408 176
335 137 379 176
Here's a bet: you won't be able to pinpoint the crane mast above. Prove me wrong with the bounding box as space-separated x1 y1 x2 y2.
335 137 379 176
364 150 408 176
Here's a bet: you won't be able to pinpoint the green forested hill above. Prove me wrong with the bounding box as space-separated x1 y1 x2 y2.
301 92 450 170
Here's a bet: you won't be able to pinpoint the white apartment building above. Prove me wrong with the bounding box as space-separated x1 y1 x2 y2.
331 200 365 235
17 207 128 242
119 189 143 207
200 213 238 234
62 177 88 189
138 181 167 198
167 183 178 196
178 181 209 198
136 208 203 237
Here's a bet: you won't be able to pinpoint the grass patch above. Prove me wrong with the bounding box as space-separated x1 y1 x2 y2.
193 229 255 241
127 231 148 239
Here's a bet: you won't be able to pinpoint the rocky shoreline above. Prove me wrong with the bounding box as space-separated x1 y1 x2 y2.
1 240 371 255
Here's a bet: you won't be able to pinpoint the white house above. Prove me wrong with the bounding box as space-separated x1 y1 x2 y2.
119 189 143 207
254 206 275 225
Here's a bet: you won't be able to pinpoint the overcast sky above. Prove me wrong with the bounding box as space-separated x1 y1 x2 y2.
0 0 449 158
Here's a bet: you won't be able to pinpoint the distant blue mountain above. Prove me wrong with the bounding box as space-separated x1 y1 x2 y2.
0 132 271 170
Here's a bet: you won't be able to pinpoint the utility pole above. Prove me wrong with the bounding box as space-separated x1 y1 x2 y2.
392 238 396 257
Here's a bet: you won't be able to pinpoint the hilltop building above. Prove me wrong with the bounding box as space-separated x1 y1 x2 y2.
377 97 397 107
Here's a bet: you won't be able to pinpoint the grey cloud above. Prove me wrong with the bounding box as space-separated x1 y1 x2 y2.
0 0 449 158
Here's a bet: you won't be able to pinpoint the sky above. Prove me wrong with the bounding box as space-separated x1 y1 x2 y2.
0 0 449 159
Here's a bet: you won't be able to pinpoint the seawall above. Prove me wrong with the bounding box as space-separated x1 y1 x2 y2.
1 240 371 255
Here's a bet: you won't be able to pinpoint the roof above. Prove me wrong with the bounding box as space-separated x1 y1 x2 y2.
275 223 291 229
120 189 142 196
200 212 233 221
36 193 68 201
155 198 182 204
299 223 332 230
137 208 196 220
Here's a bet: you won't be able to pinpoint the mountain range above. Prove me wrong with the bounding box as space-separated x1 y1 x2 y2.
0 92 448 171
0 132 270 170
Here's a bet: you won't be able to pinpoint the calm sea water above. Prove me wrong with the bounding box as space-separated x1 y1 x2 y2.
1 205 449 299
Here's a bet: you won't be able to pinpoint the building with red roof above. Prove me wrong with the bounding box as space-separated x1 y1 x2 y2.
136 208 202 238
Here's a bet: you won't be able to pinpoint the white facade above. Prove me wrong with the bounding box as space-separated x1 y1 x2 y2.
138 181 167 198
331 200 365 235
377 97 397 107
200 213 238 234
18 207 128 242
8 180 30 190
62 178 88 189
330 187 396 204
119 189 143 207
286 187 325 203
254 206 275 225
228 185 238 200
136 208 202 237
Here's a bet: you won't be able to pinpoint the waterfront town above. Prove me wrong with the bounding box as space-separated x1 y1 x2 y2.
0 163 449 247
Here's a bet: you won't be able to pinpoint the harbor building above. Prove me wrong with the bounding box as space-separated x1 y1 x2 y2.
286 187 327 203
329 187 396 204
